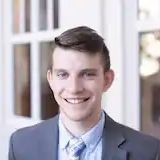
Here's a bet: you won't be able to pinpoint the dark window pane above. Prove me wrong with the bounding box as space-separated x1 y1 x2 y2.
39 0 47 30
25 0 31 32
140 31 160 139
13 44 31 117
152 85 160 123
53 0 59 29
40 42 58 120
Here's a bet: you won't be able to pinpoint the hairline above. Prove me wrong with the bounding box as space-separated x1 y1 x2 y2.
49 46 109 72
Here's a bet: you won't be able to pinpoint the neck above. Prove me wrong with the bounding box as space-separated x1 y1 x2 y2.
60 110 102 137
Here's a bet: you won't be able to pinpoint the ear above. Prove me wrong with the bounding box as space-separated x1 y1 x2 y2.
47 70 53 89
103 69 114 92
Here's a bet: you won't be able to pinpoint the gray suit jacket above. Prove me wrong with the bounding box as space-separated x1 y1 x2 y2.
9 113 160 160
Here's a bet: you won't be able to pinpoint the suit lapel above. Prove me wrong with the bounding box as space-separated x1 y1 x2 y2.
36 113 127 160
37 116 59 160
102 113 127 160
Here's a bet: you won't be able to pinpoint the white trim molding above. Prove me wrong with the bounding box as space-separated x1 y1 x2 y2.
0 0 4 125
0 0 2 124
102 0 140 130
123 0 140 130
102 0 125 124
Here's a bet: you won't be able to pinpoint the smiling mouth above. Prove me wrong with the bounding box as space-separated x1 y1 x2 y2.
64 98 90 104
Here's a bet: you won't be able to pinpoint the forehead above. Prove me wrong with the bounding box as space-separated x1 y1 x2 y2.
52 48 103 70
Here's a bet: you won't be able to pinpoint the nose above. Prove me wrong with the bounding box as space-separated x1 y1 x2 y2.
66 76 84 94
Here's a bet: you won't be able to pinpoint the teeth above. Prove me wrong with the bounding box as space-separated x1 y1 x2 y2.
65 98 87 104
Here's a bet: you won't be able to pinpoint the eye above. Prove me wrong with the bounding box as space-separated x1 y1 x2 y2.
56 72 68 79
83 72 96 79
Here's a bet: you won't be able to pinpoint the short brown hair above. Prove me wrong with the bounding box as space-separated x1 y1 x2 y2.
50 26 110 70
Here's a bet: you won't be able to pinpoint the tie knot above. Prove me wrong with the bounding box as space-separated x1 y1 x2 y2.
68 138 86 159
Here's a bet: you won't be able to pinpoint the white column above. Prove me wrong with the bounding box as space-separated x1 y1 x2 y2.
123 0 140 130
31 0 41 120
102 0 124 124
47 0 53 30
4 0 14 120
19 0 25 33
0 0 2 125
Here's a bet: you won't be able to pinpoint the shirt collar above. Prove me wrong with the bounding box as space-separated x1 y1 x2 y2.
58 110 105 151
81 111 105 152
58 116 73 150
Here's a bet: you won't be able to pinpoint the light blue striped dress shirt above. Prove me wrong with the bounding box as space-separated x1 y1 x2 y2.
58 111 105 160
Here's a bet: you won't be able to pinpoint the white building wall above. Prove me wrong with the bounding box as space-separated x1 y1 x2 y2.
0 0 2 123
102 0 125 124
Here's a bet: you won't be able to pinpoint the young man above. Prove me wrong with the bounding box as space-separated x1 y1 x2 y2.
9 26 160 160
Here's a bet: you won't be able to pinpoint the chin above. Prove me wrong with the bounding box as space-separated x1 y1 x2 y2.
69 117 88 122
67 111 92 122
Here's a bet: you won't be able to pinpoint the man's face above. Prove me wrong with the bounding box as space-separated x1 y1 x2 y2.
47 47 114 124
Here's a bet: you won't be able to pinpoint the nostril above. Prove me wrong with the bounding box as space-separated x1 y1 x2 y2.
84 97 90 101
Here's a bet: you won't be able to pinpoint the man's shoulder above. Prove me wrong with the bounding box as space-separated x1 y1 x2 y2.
111 118 160 154
9 115 59 159
103 114 160 159
111 118 159 142
118 121 159 144
106 113 160 144
11 115 59 141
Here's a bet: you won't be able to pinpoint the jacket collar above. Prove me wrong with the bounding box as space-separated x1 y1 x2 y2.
43 113 127 160
102 113 127 160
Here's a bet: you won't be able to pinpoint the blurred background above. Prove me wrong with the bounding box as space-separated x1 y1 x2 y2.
0 0 160 159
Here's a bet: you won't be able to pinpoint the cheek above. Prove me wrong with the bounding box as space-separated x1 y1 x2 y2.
85 81 103 93
50 80 63 93
93 78 105 89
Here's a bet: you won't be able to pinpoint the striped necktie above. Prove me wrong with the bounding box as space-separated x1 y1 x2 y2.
67 138 86 160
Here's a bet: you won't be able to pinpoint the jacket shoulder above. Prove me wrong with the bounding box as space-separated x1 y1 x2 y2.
11 115 59 144
114 120 160 159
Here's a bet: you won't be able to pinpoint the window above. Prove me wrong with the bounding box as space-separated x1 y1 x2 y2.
140 31 160 138
138 0 160 139
5 0 60 125
123 0 160 139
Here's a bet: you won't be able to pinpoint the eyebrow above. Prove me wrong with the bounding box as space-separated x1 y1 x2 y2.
53 69 67 73
53 68 98 73
80 69 98 73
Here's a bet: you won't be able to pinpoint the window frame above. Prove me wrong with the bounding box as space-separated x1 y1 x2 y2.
3 0 93 127
0 0 3 124
102 0 125 124
122 0 140 130
3 0 63 127
122 0 160 130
